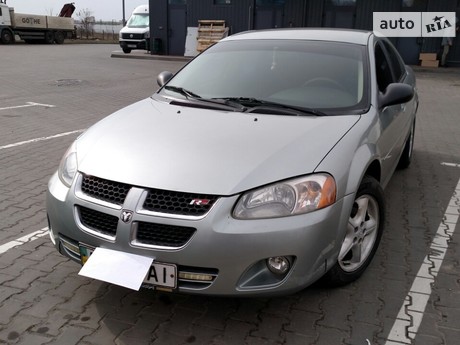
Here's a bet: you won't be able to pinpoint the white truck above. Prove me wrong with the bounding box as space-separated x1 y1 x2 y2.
119 5 149 54
0 2 75 44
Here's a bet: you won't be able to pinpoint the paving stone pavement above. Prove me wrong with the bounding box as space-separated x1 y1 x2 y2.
0 44 459 345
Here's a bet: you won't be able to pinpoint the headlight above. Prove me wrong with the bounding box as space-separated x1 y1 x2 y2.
233 174 336 219
58 142 78 187
144 31 150 39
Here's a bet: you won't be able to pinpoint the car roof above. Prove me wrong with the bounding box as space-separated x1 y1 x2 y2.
223 28 373 46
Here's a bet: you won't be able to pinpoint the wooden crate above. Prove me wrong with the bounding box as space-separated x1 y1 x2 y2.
197 20 227 52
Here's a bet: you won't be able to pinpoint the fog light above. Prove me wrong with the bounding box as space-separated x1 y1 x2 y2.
178 272 214 282
267 256 290 275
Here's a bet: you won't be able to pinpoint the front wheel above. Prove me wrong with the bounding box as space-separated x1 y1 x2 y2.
1 29 14 44
323 176 385 286
122 48 132 54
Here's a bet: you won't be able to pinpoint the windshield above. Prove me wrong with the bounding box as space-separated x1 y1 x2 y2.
127 13 149 28
160 39 369 113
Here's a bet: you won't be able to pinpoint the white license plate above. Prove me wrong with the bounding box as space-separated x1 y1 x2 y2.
127 44 137 48
79 245 177 289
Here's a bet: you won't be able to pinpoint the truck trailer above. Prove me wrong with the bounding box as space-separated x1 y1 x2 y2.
0 2 75 44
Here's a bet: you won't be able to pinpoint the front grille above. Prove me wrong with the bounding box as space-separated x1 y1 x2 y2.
81 175 131 206
135 222 196 247
78 206 118 237
143 189 219 216
121 33 144 39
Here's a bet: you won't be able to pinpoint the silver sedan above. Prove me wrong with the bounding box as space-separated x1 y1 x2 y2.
47 28 418 296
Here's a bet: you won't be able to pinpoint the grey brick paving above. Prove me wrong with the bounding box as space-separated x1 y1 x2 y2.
1 44 460 344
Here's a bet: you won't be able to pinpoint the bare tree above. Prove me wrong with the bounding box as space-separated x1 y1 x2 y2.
77 8 95 39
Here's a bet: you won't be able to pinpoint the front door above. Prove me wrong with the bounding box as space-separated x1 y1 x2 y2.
168 2 187 56
323 0 356 28
254 0 285 30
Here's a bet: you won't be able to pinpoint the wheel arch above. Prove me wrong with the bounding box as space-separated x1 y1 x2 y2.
342 143 382 197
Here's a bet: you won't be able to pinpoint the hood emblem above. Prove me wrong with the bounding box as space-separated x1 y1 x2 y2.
121 210 133 223
130 34 133 38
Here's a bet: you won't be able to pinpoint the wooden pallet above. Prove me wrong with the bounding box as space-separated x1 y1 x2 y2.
197 20 227 52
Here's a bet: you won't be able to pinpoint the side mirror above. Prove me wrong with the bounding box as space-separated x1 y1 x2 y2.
157 71 174 87
379 83 414 108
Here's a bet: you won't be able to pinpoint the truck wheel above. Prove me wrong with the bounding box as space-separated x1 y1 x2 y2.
44 31 55 44
54 31 65 44
1 29 14 44
122 48 132 54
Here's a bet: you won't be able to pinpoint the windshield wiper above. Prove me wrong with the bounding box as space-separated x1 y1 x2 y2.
164 85 202 99
215 97 328 117
164 86 246 111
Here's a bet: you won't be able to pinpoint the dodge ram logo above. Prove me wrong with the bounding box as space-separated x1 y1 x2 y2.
121 210 133 223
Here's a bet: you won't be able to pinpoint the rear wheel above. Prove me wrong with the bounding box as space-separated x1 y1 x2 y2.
323 176 385 286
54 31 65 44
44 31 55 44
1 29 14 44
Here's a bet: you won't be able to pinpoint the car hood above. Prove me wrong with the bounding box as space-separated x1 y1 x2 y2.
76 98 359 195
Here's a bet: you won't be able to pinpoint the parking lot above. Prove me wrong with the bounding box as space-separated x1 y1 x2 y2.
0 44 459 345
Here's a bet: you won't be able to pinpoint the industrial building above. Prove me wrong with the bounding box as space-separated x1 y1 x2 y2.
148 0 459 66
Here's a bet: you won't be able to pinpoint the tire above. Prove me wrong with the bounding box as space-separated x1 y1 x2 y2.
54 31 65 44
44 31 55 44
397 119 415 169
1 29 14 44
122 48 132 54
323 176 385 286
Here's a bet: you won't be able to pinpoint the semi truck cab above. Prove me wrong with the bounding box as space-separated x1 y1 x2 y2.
0 3 14 43
119 5 149 54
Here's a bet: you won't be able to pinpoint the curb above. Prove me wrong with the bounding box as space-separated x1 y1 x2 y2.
111 51 193 62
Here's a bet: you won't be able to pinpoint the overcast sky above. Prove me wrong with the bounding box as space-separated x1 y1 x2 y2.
10 0 148 21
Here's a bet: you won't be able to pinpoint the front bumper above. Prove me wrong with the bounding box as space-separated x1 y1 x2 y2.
46 171 354 296
119 39 148 51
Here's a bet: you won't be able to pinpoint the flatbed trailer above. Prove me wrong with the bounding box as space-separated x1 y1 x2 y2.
0 2 75 44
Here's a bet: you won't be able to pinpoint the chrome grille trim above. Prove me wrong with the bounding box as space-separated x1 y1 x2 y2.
130 221 196 250
76 174 221 219
142 188 219 217
75 206 118 241
75 174 124 210
121 33 144 39
79 174 131 206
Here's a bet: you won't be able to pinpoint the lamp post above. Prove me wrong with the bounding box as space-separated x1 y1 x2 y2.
122 0 126 26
